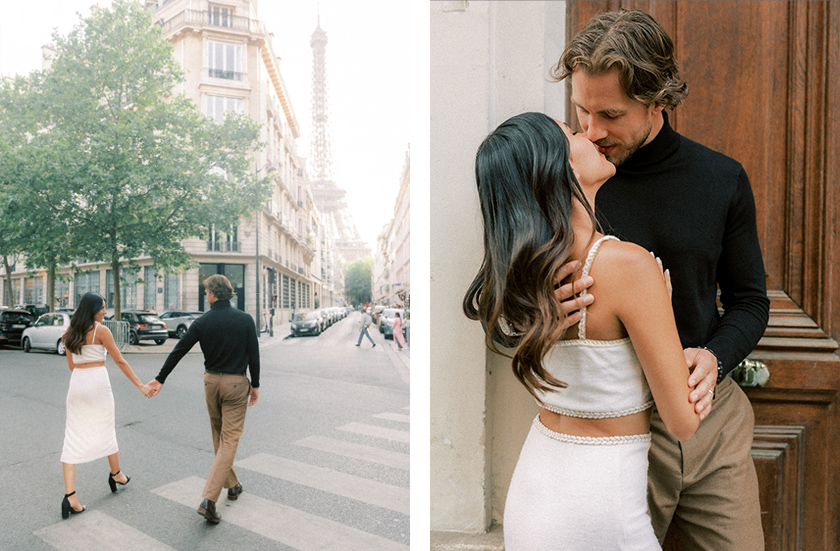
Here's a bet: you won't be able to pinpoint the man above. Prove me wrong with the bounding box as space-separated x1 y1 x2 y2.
554 10 769 550
148 274 260 524
356 307 376 347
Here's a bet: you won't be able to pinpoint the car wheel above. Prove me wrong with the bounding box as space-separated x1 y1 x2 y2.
176 326 187 339
315 328 321 336
57 339 66 356
154 339 165 345
129 332 139 345
23 337 31 353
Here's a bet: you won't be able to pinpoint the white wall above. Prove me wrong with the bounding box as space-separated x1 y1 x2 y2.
430 0 567 533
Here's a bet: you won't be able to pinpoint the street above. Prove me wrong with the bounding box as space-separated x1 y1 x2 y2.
0 312 410 551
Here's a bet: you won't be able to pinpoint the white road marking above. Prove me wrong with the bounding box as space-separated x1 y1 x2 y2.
34 510 176 551
293 435 410 470
338 422 410 443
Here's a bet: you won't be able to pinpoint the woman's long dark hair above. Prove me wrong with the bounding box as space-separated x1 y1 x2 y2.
63 292 106 355
463 112 599 399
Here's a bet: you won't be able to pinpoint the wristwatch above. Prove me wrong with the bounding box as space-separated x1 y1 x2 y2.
699 346 725 383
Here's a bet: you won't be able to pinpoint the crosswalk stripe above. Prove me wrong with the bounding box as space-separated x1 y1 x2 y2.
152 476 409 551
34 510 176 551
373 412 410 423
293 435 410 470
338 422 410 443
237 453 409 514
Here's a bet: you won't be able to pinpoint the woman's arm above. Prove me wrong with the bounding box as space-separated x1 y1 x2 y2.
66 348 76 372
599 242 700 442
97 326 153 396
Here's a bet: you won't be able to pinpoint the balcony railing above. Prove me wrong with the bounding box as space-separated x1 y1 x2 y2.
206 241 241 253
160 9 266 35
208 68 243 81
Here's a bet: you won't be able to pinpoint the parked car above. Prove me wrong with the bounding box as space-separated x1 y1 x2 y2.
310 309 327 332
379 308 407 339
118 311 169 345
0 309 35 347
158 310 204 339
22 304 50 318
21 312 73 355
290 310 322 337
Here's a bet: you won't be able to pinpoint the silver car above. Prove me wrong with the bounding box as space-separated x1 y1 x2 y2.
21 312 73 355
159 310 204 339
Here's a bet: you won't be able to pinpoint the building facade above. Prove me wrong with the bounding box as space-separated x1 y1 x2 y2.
372 149 410 308
1 0 344 329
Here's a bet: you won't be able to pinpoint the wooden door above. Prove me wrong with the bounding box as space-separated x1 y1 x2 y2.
567 2 840 549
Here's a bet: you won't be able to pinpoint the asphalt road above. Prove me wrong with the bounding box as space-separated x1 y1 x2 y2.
0 312 410 551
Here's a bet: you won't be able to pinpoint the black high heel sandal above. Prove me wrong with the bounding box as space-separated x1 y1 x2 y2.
61 491 85 519
109 470 131 493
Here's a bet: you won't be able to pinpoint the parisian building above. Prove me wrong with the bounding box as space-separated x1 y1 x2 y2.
1 0 344 329
372 149 410 308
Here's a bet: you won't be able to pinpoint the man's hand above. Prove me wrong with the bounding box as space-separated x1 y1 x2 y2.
147 379 162 397
553 260 595 329
249 387 259 406
685 348 717 420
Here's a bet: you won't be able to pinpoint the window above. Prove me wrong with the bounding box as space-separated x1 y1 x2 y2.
75 271 100 306
208 5 233 28
207 224 240 252
144 266 157 310
206 95 244 124
208 40 243 80
165 273 179 309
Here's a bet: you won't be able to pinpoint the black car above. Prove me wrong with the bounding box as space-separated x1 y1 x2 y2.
0 309 35 347
119 311 169 345
290 310 322 337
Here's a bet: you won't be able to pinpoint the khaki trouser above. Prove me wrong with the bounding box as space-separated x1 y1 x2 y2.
648 376 764 551
202 372 250 502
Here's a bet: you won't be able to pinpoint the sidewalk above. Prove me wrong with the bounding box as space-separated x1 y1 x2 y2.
120 320 293 354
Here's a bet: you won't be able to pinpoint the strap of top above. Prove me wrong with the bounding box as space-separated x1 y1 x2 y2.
91 321 99 343
578 235 619 339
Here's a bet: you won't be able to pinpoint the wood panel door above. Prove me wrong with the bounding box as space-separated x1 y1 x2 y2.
567 2 840 550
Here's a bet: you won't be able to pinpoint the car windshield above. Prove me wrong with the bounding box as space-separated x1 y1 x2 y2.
138 314 163 324
293 313 307 321
2 312 31 323
383 309 403 319
305 311 322 321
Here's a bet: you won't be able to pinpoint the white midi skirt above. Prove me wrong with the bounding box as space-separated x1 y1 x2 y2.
504 416 661 551
60 366 119 464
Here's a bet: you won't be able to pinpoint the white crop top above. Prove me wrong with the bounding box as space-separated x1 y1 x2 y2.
534 236 654 418
72 322 108 365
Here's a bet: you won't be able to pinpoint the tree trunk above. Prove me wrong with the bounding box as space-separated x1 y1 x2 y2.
111 253 121 320
47 259 56 312
2 256 14 306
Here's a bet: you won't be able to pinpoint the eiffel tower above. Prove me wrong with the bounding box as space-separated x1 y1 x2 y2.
309 15 370 262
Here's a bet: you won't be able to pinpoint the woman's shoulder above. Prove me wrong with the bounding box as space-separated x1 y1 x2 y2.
590 238 662 284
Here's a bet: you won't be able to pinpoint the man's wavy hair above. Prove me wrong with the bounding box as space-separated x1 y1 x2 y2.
551 10 688 108
463 112 598 400
204 274 234 301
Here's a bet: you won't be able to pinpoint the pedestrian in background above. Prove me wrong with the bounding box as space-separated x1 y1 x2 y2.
356 308 376 348
392 312 406 351
148 274 260 524
60 292 154 519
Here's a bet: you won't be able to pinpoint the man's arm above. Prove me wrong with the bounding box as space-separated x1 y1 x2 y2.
687 169 769 415
154 322 200 385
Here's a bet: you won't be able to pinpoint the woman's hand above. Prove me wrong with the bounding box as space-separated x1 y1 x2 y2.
139 383 155 398
652 253 672 299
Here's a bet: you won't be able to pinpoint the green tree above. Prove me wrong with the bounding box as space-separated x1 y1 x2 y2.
345 257 373 305
38 0 270 317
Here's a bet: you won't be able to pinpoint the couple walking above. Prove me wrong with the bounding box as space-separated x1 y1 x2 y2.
465 10 768 551
60 275 259 524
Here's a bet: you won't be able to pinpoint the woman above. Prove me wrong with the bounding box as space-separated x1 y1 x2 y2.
60 293 154 519
463 112 699 550
392 312 406 351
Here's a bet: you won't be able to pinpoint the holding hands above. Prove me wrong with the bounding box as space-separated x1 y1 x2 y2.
139 380 162 398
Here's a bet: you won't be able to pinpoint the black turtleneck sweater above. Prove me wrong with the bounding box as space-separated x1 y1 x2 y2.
155 299 260 387
595 111 769 374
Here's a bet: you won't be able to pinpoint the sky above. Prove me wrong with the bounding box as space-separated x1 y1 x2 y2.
0 0 411 250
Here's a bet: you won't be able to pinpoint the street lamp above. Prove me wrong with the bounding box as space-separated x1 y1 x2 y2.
255 165 276 337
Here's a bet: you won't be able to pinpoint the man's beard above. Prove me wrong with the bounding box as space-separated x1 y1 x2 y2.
598 122 652 167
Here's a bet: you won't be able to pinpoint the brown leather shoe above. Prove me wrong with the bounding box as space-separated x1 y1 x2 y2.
197 498 221 523
227 483 243 500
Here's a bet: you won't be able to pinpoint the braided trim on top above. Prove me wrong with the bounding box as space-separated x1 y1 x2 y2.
538 399 654 419
577 235 619 339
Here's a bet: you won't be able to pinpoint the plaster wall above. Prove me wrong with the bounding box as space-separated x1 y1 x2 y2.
431 0 567 533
